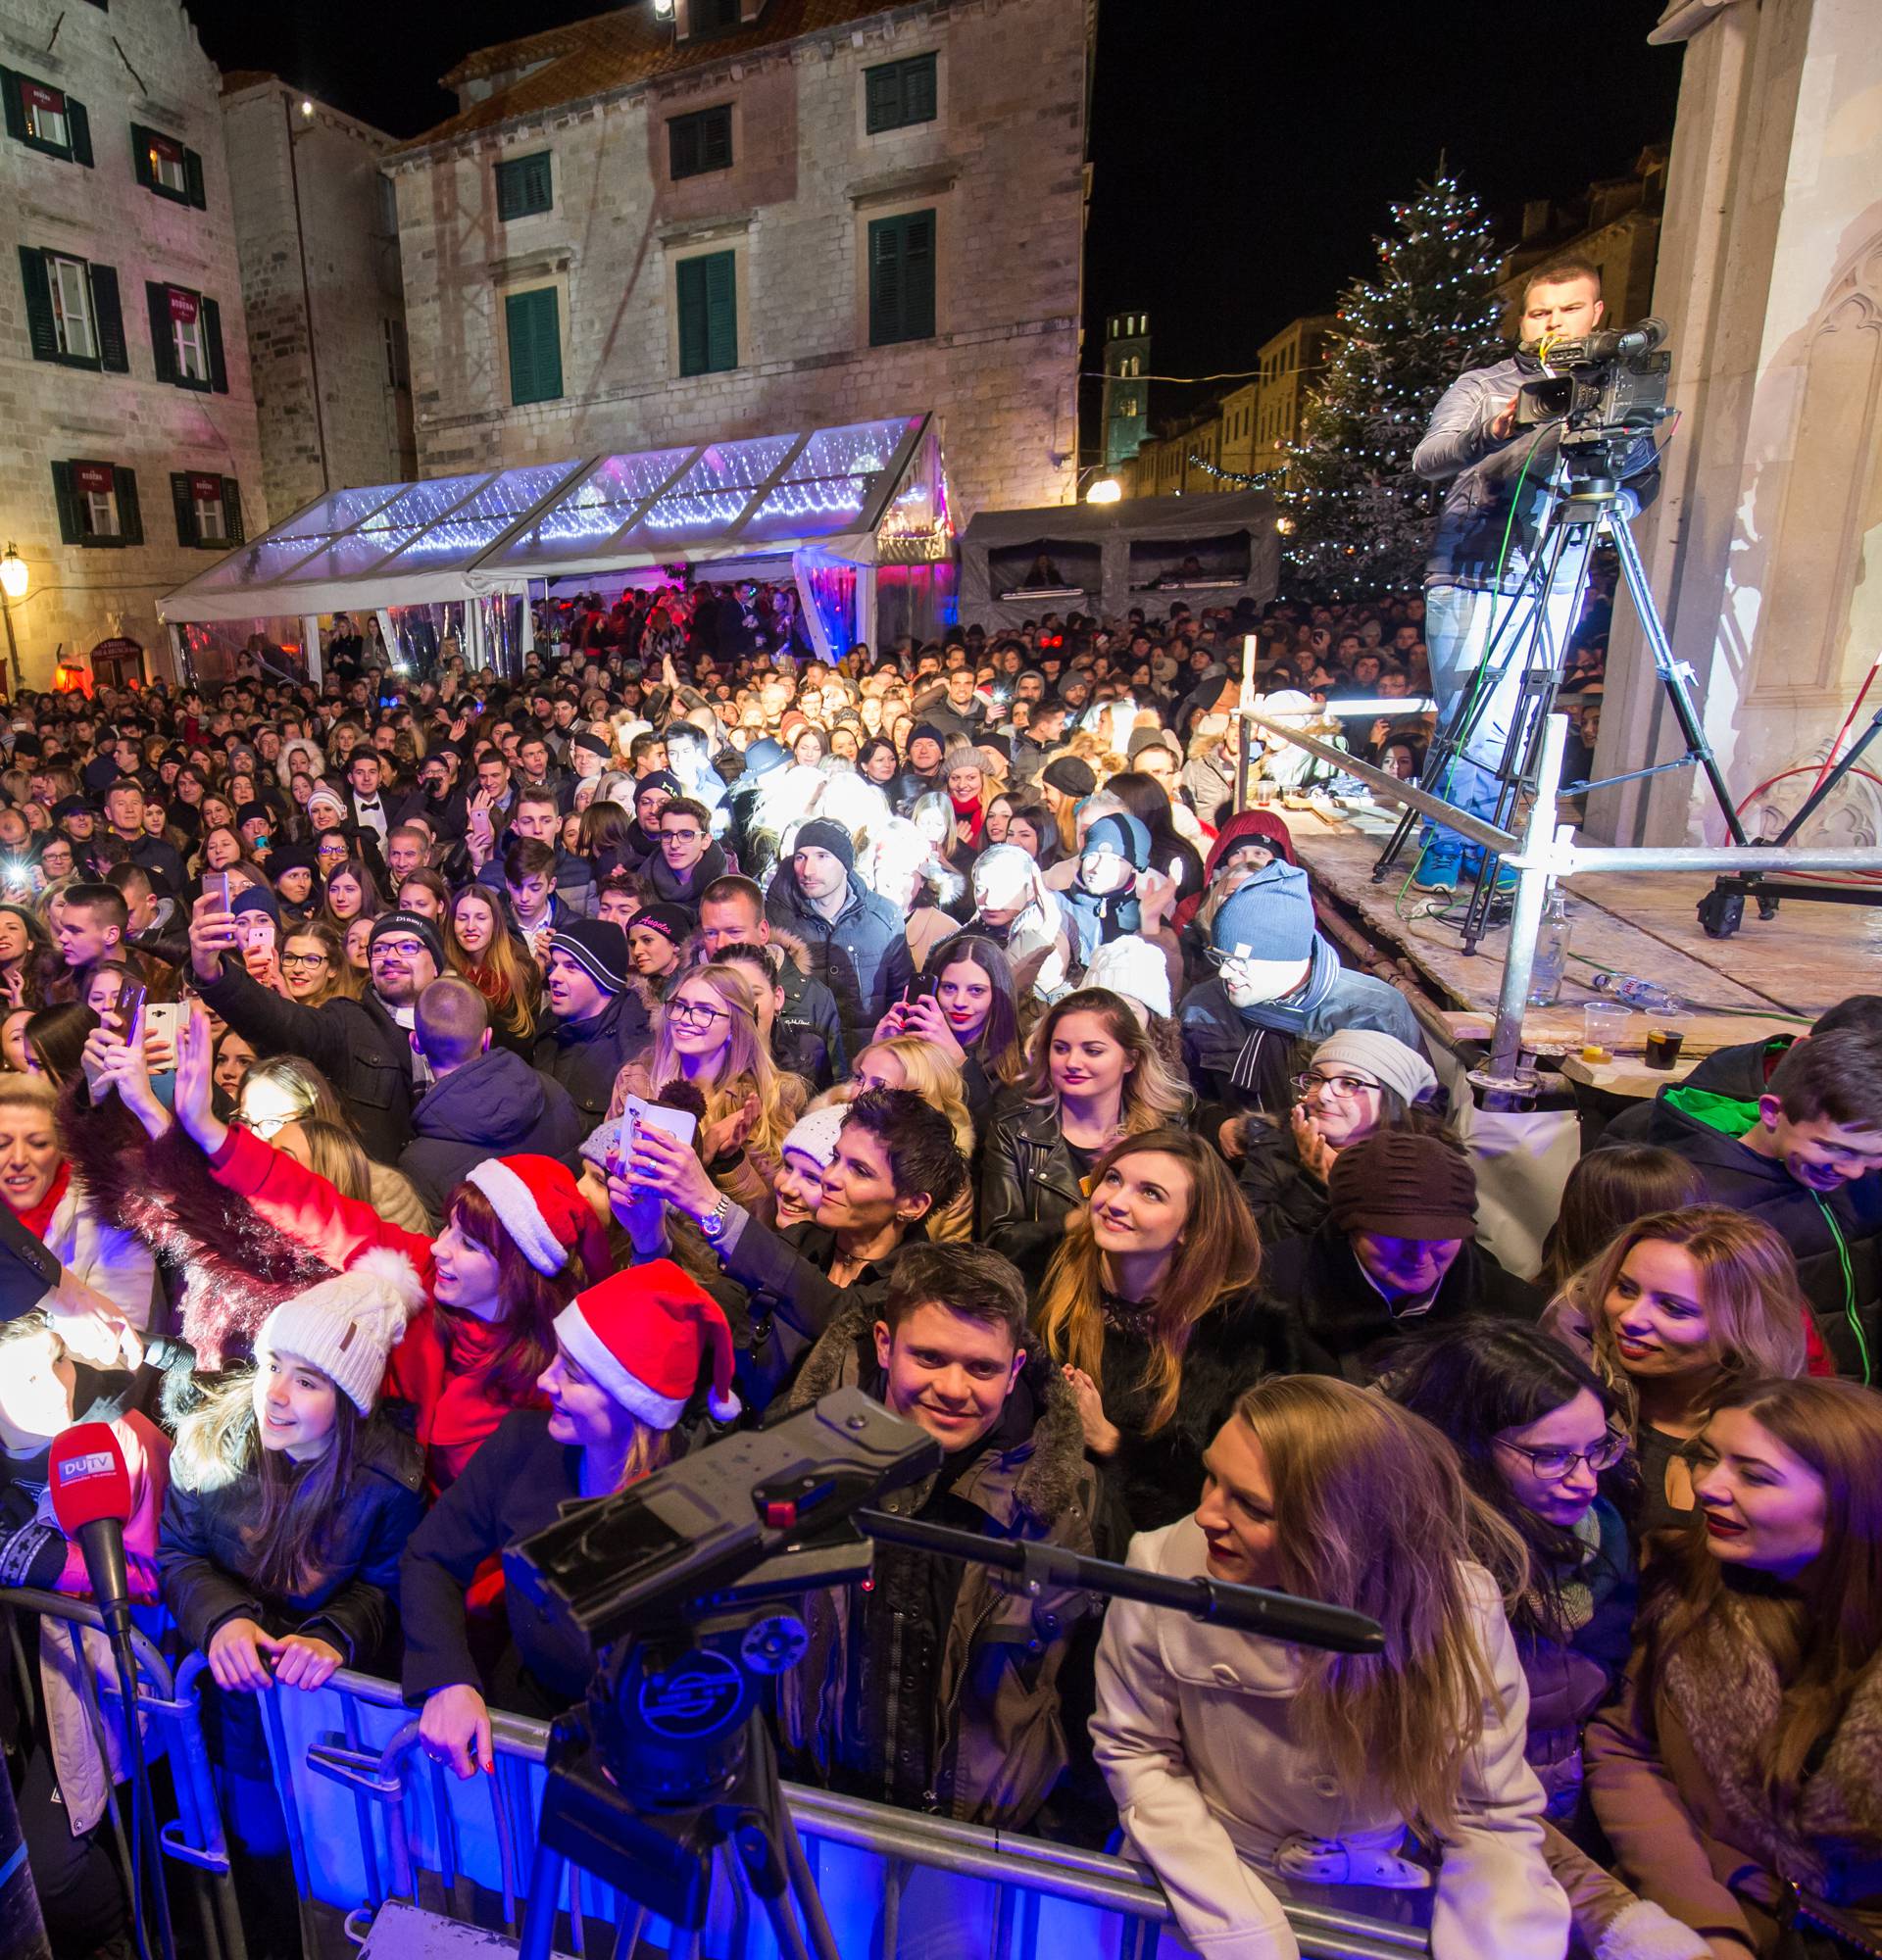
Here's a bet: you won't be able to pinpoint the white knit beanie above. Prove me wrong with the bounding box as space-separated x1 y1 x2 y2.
255 1249 424 1415
780 1103 847 1172
1311 1029 1437 1107
1082 934 1172 1019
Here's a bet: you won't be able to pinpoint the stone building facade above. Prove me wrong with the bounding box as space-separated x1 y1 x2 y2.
1490 147 1667 339
385 0 1092 526
220 76 415 525
0 0 264 688
1591 0 1882 849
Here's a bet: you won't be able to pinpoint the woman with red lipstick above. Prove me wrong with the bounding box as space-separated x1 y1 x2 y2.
1587 1377 1882 1958
1582 1209 1809 1535
1036 1128 1289 1530
874 931 1025 1137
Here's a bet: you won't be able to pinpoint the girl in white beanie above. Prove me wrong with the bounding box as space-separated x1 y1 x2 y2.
158 1257 428 1953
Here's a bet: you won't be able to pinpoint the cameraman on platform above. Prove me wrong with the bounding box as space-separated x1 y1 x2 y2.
1410 259 1659 893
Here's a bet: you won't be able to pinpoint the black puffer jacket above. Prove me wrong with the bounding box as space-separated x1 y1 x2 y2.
530 990 652 1130
158 1418 424 1670
398 1048 585 1216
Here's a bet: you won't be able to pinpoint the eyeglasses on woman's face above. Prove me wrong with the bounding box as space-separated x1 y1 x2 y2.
1292 1070 1379 1102
280 950 328 969
668 996 730 1029
1495 1430 1628 1481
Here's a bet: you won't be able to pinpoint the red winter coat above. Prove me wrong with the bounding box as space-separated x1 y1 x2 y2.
206 1126 545 1494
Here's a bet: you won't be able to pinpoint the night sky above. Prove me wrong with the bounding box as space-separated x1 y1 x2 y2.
185 0 1683 441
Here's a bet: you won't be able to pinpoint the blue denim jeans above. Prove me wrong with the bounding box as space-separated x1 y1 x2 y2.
1419 554 1591 859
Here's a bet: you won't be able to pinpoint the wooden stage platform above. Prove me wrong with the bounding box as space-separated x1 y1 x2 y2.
1278 804 1882 1067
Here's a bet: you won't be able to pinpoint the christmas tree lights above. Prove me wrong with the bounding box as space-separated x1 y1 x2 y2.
1282 172 1505 601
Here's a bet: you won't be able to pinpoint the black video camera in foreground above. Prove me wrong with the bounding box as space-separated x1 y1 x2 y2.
1514 317 1673 455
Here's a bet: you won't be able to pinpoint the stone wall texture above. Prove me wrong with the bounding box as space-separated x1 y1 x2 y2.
222 85 416 525
389 0 1089 530
0 0 264 686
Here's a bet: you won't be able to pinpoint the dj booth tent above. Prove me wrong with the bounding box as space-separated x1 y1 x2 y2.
958 487 1281 632
157 414 953 669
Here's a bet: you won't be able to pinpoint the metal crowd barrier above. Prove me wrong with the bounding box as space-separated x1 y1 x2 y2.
2 1590 1429 1960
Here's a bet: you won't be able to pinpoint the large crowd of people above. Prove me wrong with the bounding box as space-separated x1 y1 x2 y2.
0 577 1876 1960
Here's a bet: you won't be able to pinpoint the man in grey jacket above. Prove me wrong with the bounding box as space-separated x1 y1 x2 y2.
1410 259 1659 891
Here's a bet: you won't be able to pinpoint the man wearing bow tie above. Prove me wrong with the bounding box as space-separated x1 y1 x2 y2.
346 749 394 843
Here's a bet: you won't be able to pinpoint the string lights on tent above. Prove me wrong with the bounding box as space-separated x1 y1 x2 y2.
1280 171 1505 601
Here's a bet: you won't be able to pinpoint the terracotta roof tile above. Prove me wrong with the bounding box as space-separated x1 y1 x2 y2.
402 0 894 154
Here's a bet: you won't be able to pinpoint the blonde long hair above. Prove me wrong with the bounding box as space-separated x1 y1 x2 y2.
1020 987 1189 1131
847 1036 974 1158
1036 1129 1260 1434
1582 1206 1809 1420
626 963 790 1155
1227 1376 1523 1836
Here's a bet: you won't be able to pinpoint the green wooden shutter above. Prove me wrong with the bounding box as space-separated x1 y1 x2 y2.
521 152 551 213
0 72 26 144
113 466 141 546
701 106 732 172
669 116 700 180
19 246 58 362
506 287 562 406
184 146 205 208
90 264 127 372
865 67 900 133
676 254 734 376
902 55 937 123
221 477 244 544
202 294 226 392
66 97 91 167
496 153 551 220
130 121 155 188
170 471 196 546
145 281 176 383
704 251 735 371
51 463 84 544
868 211 935 346
676 257 709 377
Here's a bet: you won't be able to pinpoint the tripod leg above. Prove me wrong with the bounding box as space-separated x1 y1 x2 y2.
1608 514 1751 846
731 1821 816 1960
518 1833 568 1960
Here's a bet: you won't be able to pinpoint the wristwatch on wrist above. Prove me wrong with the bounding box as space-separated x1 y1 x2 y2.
697 1195 732 1245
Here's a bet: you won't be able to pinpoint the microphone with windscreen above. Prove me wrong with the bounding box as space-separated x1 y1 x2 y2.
49 1420 134 1639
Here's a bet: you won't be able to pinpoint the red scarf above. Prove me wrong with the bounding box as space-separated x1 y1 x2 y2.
9 1160 71 1242
950 791 985 847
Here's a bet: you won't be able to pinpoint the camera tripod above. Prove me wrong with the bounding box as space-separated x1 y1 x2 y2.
1374 450 1750 954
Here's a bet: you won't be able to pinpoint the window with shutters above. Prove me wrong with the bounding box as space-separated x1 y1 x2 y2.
52 461 141 549
2 71 90 164
687 0 741 34
49 256 95 361
669 105 732 181
170 472 242 549
864 54 938 133
867 210 936 347
146 281 225 392
505 287 563 407
494 151 552 220
132 122 205 207
675 251 736 377
20 248 126 372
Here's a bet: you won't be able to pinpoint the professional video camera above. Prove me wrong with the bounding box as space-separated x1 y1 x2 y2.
500 1387 1384 1960
1513 317 1673 461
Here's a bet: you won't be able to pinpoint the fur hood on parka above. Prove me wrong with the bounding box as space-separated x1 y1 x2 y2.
58 1083 336 1369
782 1295 1093 1531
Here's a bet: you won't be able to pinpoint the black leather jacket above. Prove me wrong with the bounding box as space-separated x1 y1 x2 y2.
979 1098 1087 1286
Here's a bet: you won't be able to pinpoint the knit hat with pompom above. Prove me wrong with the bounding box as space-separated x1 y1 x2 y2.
255 1248 424 1414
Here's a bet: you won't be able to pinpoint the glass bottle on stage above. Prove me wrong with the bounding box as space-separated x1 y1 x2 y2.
1528 885 1572 1006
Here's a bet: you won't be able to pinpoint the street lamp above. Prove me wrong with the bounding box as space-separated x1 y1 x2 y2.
1085 476 1122 505
0 544 25 694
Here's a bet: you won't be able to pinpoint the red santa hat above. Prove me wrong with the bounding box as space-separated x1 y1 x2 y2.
552 1261 742 1430
462 1155 606 1278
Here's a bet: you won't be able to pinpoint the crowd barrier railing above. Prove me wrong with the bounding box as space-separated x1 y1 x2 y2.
3 1591 1430 1960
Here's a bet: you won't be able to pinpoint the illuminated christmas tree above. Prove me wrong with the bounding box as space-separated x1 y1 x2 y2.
1283 172 1506 600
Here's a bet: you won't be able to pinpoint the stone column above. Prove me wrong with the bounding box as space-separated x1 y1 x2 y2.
1588 0 1882 850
